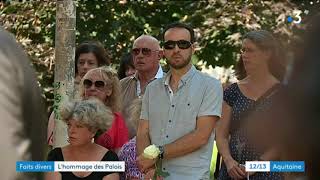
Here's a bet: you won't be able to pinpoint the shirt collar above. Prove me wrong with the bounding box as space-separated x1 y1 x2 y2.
154 65 164 79
164 72 170 86
133 64 164 81
163 65 196 86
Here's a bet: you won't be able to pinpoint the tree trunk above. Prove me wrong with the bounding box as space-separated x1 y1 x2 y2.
53 0 76 148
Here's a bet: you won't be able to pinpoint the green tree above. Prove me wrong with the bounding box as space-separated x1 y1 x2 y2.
1 0 316 113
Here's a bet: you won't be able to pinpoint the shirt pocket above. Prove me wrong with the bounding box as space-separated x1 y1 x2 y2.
175 101 197 134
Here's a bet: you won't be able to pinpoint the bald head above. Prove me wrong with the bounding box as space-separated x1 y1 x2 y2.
132 35 162 74
133 35 160 50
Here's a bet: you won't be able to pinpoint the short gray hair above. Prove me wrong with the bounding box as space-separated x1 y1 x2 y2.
133 35 161 50
60 98 113 132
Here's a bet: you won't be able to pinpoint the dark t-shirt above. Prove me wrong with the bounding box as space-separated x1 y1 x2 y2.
47 148 119 180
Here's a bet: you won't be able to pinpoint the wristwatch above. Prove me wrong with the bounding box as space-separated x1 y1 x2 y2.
158 145 164 159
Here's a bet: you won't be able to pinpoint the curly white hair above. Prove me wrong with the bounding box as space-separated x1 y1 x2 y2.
60 98 113 132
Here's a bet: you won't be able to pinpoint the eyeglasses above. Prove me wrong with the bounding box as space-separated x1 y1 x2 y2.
163 40 192 50
132 48 158 56
83 79 106 90
240 48 259 54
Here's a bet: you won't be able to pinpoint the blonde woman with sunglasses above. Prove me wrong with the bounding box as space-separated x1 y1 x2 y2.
79 67 129 153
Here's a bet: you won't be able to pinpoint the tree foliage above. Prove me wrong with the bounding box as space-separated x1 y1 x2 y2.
1 0 316 112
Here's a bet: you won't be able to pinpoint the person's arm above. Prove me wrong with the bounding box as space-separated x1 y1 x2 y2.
136 119 151 156
137 116 217 173
136 85 156 173
216 102 246 179
260 147 280 161
103 173 120 180
216 102 233 163
47 112 55 146
136 85 151 156
163 115 218 159
136 119 156 173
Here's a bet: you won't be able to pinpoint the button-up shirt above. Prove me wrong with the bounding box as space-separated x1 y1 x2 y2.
140 65 223 180
120 65 164 138
136 66 163 97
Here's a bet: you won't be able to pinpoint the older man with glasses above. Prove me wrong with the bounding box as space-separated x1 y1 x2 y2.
136 22 223 180
120 35 164 138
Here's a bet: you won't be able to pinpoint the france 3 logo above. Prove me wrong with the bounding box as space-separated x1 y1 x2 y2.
287 9 306 24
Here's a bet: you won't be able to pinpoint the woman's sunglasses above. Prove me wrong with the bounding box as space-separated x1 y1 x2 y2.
132 48 158 56
83 79 106 90
163 40 192 50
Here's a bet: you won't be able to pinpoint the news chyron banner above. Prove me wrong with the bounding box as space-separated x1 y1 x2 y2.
245 161 305 172
16 161 125 172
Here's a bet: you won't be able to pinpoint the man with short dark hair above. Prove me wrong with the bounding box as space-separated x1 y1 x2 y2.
136 22 223 179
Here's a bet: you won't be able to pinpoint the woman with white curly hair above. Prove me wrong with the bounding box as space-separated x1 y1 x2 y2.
46 98 120 180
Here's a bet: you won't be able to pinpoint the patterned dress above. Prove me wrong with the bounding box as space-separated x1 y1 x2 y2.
118 137 143 180
218 83 283 180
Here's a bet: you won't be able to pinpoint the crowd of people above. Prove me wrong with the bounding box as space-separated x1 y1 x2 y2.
1 14 320 180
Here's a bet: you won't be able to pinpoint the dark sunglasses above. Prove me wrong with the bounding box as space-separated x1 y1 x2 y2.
132 48 157 56
163 40 192 50
83 79 105 90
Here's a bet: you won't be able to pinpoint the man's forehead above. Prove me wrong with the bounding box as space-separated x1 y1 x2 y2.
133 36 159 48
134 38 151 45
164 27 191 40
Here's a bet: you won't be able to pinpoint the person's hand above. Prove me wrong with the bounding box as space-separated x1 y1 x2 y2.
224 157 246 179
247 171 256 176
136 154 157 173
144 168 163 180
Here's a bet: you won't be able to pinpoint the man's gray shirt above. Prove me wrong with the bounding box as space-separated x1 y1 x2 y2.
141 65 223 180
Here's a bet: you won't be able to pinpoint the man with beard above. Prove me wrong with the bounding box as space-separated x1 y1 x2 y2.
136 22 223 180
120 35 164 138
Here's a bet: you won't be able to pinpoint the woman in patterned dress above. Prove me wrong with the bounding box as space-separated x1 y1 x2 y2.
216 30 286 180
245 14 320 180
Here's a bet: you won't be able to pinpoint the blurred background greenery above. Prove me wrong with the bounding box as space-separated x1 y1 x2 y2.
0 0 318 114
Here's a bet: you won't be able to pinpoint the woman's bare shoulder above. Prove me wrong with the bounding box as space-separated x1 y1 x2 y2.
95 143 109 154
